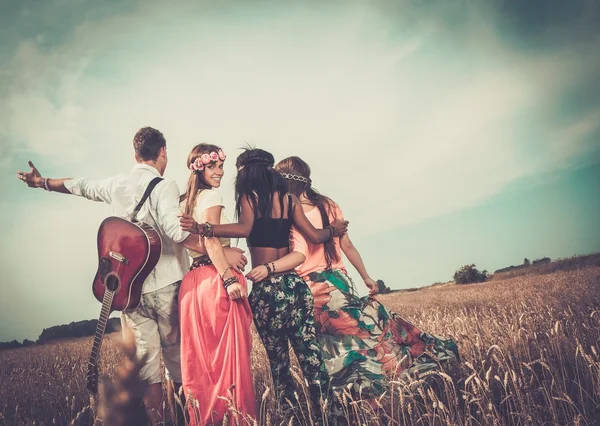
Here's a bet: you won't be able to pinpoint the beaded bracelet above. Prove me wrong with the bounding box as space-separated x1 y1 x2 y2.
203 222 214 238
43 177 51 192
197 222 215 238
263 263 273 277
223 276 238 288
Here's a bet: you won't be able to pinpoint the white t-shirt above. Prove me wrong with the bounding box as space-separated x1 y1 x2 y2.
180 189 231 259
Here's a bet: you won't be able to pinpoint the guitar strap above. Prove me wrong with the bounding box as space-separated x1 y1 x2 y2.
130 176 164 223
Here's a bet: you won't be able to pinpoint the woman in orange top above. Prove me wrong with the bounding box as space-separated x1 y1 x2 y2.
275 156 459 399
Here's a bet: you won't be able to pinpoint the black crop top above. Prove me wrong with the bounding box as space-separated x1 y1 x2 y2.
247 195 293 249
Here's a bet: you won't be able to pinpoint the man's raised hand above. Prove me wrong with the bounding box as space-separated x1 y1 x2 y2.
17 161 42 188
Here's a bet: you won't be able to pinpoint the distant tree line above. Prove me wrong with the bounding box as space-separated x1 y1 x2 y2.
494 257 551 274
0 339 36 350
453 257 554 285
0 318 121 350
451 253 600 285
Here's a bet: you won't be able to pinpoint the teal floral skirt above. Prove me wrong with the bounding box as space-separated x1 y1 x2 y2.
304 268 459 396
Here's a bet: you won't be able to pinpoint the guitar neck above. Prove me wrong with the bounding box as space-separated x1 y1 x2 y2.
88 289 115 369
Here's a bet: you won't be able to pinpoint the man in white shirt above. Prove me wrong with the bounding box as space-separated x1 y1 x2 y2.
17 127 247 425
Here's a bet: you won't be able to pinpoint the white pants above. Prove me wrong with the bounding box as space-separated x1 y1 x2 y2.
121 281 182 384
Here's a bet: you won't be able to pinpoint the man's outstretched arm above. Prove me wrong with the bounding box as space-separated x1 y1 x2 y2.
17 160 116 203
17 161 71 194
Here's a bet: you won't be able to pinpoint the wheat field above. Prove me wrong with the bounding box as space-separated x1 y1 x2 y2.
1 267 599 425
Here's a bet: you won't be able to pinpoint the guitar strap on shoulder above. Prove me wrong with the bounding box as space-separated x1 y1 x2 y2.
131 177 164 223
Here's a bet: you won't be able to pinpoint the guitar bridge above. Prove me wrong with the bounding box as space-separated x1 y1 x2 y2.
109 251 129 265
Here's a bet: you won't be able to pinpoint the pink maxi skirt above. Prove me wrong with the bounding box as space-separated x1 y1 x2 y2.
179 265 256 425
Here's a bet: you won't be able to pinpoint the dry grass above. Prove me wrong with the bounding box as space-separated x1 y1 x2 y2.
1 267 599 425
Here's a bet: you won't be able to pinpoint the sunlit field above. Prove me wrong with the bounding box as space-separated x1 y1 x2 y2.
2 267 599 425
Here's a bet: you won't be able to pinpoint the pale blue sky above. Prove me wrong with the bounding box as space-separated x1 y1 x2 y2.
1 0 599 341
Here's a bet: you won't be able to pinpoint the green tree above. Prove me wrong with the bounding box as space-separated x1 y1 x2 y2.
453 264 488 284
376 279 391 294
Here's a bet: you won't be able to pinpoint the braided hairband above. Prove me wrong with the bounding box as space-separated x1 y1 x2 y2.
280 173 310 184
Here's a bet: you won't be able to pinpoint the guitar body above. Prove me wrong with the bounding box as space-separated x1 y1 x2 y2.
93 217 162 311
87 216 162 393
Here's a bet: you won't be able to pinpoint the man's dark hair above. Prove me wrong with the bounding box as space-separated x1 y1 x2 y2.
133 127 166 161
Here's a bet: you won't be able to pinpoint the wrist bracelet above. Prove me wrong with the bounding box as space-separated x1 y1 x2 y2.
325 225 334 241
223 276 238 288
271 262 276 275
263 263 273 277
221 266 233 281
204 222 215 238
43 178 51 192
198 222 215 238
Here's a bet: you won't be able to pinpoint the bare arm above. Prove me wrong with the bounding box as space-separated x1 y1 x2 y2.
340 233 378 294
182 232 247 272
182 202 248 270
186 204 247 299
272 251 306 274
197 205 232 277
212 195 255 237
180 195 255 238
246 251 306 282
204 206 247 299
182 234 207 253
182 204 223 254
290 195 348 243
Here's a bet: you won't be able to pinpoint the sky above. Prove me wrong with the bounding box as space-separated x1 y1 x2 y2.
1 0 599 342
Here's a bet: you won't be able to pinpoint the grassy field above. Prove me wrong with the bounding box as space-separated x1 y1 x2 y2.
1 267 599 425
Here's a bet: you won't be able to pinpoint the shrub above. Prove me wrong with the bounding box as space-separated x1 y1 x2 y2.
453 264 488 284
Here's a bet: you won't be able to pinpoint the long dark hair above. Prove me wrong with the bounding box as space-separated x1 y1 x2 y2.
274 156 340 268
234 148 289 220
180 143 223 215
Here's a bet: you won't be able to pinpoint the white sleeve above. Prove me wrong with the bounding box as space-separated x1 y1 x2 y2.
152 179 190 243
64 175 121 203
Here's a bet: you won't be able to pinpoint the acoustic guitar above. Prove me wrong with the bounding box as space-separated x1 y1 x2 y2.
86 177 163 393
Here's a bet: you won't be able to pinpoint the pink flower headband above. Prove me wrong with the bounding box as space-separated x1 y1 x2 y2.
189 149 226 171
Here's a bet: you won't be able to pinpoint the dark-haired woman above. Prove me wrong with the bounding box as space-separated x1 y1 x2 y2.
178 144 256 425
275 156 459 400
180 148 348 423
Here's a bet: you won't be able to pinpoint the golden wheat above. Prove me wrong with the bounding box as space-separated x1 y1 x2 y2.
1 267 599 425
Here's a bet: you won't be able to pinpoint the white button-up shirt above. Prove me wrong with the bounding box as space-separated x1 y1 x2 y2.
64 164 191 294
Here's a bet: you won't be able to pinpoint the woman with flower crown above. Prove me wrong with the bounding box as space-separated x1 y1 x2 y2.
178 144 256 425
274 156 460 401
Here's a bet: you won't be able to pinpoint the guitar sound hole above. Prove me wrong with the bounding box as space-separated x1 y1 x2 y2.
106 274 119 292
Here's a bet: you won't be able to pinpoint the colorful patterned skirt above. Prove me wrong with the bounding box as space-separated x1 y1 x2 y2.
179 264 257 425
304 268 459 396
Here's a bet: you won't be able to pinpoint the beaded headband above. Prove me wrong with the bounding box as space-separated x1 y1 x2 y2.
190 149 226 172
280 172 310 184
